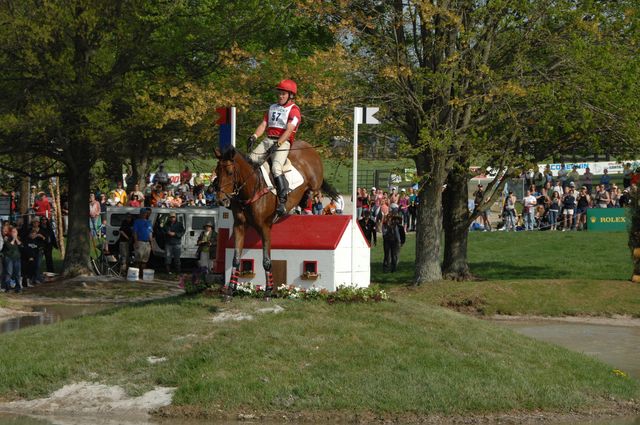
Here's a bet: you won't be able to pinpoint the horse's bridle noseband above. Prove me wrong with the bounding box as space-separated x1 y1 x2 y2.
217 160 245 202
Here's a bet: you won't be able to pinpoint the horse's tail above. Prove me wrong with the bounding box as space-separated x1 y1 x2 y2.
321 179 340 201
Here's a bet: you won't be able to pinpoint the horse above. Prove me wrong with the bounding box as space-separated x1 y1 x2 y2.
213 140 338 298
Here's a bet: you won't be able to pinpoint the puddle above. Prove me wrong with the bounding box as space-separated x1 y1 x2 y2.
0 304 110 334
493 319 640 379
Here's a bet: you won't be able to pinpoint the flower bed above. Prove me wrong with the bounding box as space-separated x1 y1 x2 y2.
180 272 389 303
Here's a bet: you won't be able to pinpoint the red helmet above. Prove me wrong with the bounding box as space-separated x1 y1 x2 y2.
275 79 297 95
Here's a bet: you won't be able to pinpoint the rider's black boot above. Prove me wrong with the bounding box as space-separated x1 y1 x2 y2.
274 174 288 217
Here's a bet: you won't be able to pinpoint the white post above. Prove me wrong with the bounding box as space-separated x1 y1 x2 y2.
230 107 236 148
352 107 360 285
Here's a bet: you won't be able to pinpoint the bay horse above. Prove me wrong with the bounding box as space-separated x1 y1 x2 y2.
214 140 338 298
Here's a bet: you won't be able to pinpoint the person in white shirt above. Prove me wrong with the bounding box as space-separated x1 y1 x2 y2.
522 190 537 231
551 181 564 198
335 194 344 215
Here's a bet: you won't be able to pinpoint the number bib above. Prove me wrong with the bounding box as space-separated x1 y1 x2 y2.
268 104 291 129
265 102 300 142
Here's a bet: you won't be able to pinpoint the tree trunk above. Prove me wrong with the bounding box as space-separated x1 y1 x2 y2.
414 158 447 284
104 154 125 185
129 145 150 188
19 175 30 217
62 154 92 276
442 166 472 280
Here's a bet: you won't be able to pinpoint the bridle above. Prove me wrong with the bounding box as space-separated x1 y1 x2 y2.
217 159 248 205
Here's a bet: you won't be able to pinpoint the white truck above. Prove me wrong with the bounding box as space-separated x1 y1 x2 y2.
105 206 233 259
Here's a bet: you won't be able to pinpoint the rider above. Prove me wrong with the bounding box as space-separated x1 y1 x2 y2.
248 79 301 217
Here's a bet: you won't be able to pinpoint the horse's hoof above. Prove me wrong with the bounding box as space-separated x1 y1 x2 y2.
223 294 233 303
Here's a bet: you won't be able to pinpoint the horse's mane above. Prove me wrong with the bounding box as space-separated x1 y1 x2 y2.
221 146 258 170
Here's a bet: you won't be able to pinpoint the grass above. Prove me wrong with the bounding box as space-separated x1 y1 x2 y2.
0 230 638 417
371 231 632 283
0 294 637 417
371 231 640 317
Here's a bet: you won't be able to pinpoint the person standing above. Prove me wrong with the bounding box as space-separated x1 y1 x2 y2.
473 184 491 231
118 214 134 274
113 181 127 206
581 167 593 194
312 193 323 215
33 191 52 220
408 188 418 231
522 189 537 231
398 189 409 230
595 184 610 209
128 184 145 205
358 210 377 247
196 222 217 272
575 186 591 231
548 191 561 231
89 193 101 238
162 212 185 274
29 219 45 284
38 217 57 273
23 227 41 287
248 79 301 218
623 163 632 189
335 194 344 215
132 208 154 277
382 213 406 273
152 164 170 189
600 168 612 191
2 227 23 293
561 186 576 231
502 191 517 231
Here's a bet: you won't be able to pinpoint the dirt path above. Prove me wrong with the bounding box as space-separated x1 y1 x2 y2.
489 314 640 328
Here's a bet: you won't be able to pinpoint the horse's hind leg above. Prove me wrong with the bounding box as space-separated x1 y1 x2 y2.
297 189 311 211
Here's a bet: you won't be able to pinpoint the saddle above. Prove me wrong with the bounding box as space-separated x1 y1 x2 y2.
259 158 304 195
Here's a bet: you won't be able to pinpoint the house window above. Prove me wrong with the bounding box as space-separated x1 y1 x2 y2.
240 259 255 276
302 261 318 280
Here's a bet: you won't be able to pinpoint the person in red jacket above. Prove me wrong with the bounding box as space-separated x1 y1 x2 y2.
33 192 51 219
248 79 301 217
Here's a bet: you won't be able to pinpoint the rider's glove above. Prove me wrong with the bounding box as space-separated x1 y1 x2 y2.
248 134 257 145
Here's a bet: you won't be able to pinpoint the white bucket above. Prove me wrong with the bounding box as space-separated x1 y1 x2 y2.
127 267 139 281
142 269 155 281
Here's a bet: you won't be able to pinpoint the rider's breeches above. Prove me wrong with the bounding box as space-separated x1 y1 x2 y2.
249 138 291 177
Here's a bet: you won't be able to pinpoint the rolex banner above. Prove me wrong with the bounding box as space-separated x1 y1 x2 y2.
587 208 628 232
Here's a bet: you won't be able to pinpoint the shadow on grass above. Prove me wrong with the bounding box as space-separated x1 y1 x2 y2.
371 260 415 285
70 293 221 323
468 262 556 281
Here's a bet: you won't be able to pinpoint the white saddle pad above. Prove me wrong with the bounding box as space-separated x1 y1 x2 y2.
260 160 304 195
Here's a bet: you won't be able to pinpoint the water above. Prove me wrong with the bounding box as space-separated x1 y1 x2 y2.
0 304 109 334
494 319 640 379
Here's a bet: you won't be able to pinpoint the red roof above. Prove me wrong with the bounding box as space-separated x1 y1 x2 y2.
224 215 354 250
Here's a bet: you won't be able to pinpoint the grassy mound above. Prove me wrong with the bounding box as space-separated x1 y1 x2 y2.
0 293 637 417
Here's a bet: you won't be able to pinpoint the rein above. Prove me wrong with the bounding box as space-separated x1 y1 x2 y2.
221 157 271 207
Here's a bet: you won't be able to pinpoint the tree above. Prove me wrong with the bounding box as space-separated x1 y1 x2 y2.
442 1 640 279
305 1 639 283
0 0 338 275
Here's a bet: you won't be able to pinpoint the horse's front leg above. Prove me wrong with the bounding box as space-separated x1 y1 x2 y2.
226 224 246 296
258 226 274 300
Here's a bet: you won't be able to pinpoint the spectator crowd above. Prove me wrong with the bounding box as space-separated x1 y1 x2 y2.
476 163 639 232
2 161 638 292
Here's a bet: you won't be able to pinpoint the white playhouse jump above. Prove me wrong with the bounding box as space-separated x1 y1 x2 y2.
224 215 370 291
